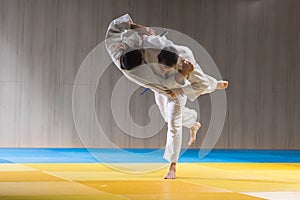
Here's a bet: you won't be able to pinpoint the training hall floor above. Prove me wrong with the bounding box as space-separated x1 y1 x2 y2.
0 148 299 200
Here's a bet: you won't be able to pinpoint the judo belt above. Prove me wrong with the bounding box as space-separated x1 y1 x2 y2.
141 88 150 95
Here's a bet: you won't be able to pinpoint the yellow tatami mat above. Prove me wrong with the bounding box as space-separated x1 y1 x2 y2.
0 163 299 199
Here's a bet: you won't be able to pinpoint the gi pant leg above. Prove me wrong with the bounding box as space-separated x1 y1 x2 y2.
182 107 198 129
154 92 198 163
154 92 198 128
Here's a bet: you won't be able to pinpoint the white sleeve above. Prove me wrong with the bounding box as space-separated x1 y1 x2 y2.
182 64 218 101
105 14 133 68
173 45 218 101
106 14 132 38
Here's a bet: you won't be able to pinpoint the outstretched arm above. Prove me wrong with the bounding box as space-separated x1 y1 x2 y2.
165 46 228 99
173 45 227 101
166 80 228 99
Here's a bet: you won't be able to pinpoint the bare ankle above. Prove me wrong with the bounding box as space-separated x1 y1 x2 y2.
169 162 176 170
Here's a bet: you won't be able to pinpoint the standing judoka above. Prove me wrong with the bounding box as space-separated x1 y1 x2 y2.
105 14 228 179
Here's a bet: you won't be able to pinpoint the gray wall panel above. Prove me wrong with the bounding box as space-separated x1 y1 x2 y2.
0 0 299 148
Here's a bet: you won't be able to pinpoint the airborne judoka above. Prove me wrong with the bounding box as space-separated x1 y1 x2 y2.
105 14 228 179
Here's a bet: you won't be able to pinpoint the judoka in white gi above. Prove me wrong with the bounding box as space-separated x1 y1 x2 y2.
105 14 228 179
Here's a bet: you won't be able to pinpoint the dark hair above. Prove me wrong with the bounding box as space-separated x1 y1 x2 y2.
157 47 178 67
120 50 143 70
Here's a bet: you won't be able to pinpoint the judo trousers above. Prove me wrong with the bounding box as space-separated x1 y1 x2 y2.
154 92 197 163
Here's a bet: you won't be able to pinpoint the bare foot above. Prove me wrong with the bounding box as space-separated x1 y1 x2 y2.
163 163 176 179
188 122 201 146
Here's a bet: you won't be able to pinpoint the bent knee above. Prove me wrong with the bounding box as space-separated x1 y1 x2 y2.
192 110 197 120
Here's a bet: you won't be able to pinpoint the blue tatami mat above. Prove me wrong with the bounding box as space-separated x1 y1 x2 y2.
0 148 299 163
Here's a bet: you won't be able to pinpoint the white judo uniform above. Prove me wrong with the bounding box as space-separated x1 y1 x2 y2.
105 14 218 163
